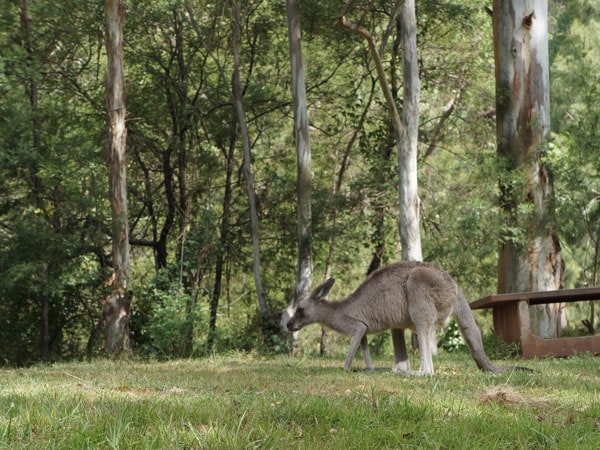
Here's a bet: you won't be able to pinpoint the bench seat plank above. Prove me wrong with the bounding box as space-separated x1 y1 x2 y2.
470 286 600 309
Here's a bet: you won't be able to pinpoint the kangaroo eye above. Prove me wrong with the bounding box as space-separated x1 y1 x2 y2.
296 307 304 316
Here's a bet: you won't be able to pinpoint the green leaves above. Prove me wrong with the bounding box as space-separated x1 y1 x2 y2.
549 1 600 288
0 0 598 364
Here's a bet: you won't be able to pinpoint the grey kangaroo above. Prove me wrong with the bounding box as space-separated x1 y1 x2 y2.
286 261 530 375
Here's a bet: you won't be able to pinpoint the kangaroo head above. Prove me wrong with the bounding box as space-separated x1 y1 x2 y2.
286 278 335 332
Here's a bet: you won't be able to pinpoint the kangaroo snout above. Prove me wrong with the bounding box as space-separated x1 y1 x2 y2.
286 320 301 332
286 305 308 332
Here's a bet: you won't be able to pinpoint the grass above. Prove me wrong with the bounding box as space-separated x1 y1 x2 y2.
0 351 599 449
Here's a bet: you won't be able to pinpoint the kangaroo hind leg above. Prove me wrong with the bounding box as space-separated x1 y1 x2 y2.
405 267 444 376
413 323 435 375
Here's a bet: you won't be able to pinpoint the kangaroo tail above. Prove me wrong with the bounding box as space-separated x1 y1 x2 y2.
453 288 533 373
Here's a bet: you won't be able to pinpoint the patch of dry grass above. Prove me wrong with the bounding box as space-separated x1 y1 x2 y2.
480 385 551 408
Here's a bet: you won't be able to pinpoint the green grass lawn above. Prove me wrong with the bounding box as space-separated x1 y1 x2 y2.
1 351 599 449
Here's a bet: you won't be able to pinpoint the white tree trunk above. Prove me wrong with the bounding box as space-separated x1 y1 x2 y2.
493 0 563 338
340 2 424 350
282 0 313 350
339 2 422 262
398 0 422 262
286 0 313 306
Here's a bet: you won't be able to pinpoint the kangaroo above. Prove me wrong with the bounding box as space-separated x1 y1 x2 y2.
286 261 531 375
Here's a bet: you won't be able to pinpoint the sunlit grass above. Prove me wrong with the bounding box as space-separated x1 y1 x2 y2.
1 352 599 448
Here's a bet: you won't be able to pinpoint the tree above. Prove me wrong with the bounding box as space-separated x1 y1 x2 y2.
339 0 422 262
184 0 269 349
231 0 268 318
397 0 422 263
1 0 114 365
103 0 131 353
493 0 563 338
340 0 424 352
17 0 51 362
2 0 596 364
281 0 313 349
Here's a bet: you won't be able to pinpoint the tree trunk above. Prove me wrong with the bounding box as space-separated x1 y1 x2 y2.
208 122 236 350
281 0 313 352
397 0 422 262
340 2 423 350
104 0 131 354
184 0 268 344
493 0 563 338
157 147 175 270
339 2 423 262
286 0 313 305
231 0 268 316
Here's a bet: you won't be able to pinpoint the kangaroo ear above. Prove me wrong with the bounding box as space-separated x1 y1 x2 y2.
313 278 335 301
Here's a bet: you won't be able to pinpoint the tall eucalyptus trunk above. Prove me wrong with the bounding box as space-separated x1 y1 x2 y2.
281 0 313 351
493 0 563 338
286 0 313 305
339 0 422 262
340 0 423 350
397 0 422 262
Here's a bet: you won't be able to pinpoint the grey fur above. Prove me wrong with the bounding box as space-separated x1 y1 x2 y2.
286 261 529 375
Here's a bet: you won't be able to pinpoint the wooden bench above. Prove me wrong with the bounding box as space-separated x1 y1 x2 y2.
470 287 600 359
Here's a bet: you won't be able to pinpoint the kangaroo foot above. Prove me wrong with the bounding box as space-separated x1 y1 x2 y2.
392 361 411 373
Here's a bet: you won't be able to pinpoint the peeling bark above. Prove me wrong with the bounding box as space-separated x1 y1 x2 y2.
493 0 563 338
104 0 131 353
102 289 131 354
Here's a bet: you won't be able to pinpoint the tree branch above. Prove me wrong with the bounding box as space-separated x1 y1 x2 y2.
338 16 404 141
423 74 467 160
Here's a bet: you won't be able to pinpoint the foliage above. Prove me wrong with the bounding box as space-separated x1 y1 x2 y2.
481 333 521 360
1 355 599 448
437 320 466 353
132 269 201 359
237 308 290 354
550 0 600 286
437 320 520 359
0 0 598 365
549 0 600 329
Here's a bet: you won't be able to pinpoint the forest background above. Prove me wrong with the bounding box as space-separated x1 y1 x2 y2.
0 0 598 366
